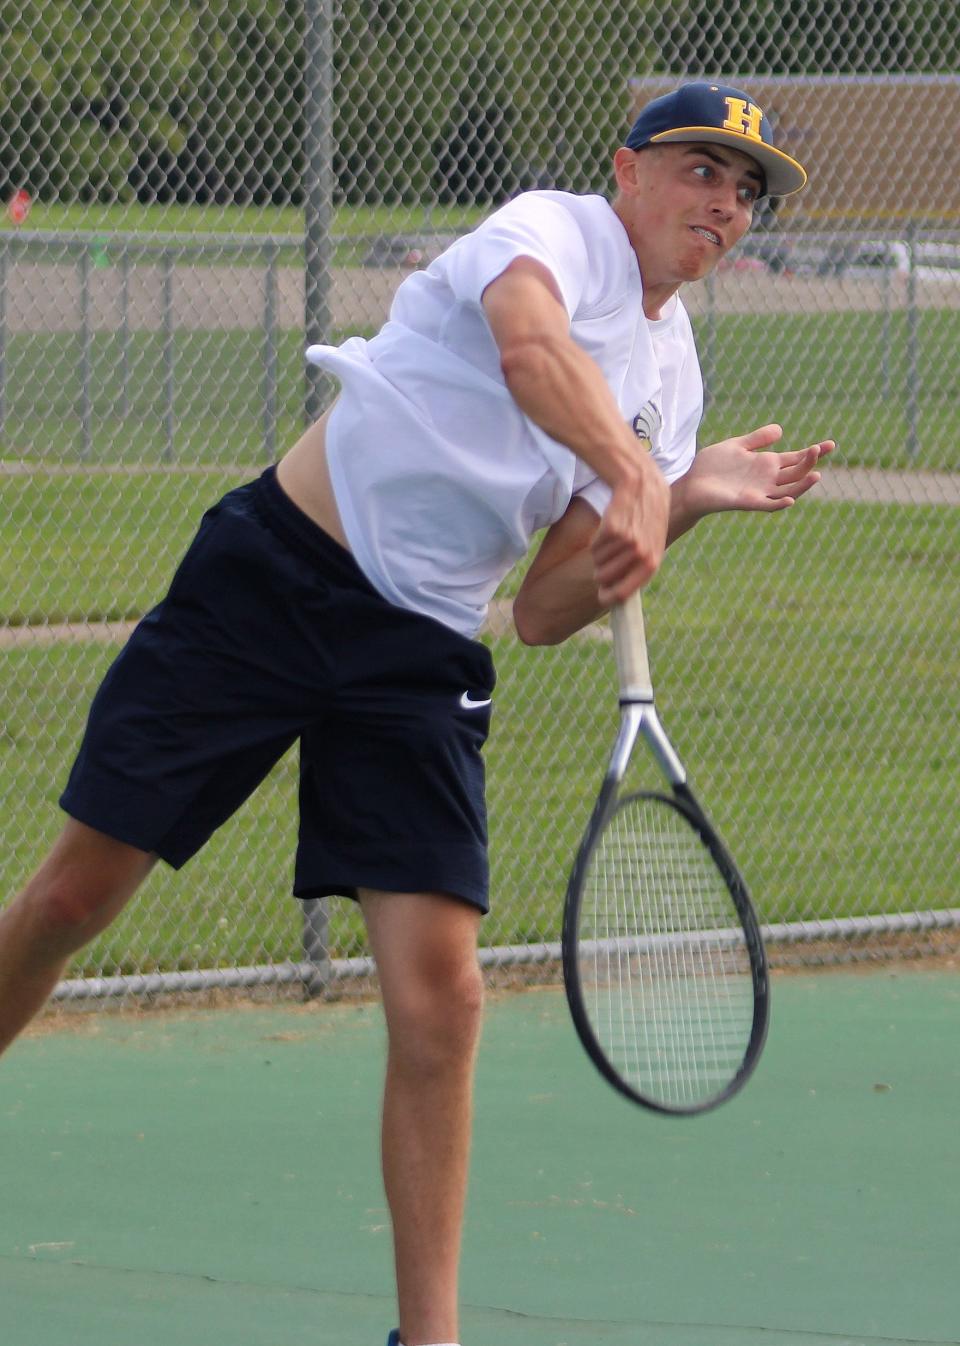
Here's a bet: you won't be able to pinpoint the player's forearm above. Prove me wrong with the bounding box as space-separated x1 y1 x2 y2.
514 476 701 646
666 471 703 546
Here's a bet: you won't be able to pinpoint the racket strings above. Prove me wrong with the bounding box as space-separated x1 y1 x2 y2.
580 795 754 1109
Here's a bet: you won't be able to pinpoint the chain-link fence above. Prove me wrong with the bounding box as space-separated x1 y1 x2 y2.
2 1 959 1006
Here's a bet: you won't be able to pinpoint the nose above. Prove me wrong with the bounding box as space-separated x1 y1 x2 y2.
708 186 737 221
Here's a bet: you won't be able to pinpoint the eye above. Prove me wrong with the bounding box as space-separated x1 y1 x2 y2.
738 184 759 205
692 163 713 181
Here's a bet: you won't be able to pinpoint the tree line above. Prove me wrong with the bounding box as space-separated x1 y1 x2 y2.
1 0 955 209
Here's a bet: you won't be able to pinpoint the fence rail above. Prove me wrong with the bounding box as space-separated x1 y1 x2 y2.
3 226 960 466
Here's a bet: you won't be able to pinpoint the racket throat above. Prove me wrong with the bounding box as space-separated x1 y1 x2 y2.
609 702 687 787
640 706 687 786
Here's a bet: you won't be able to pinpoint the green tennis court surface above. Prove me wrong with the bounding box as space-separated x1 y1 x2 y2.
2 970 958 1345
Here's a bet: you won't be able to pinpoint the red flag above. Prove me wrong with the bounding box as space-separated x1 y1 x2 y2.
7 190 31 225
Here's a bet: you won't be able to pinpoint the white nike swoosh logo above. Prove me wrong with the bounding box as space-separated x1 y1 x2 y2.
460 692 493 709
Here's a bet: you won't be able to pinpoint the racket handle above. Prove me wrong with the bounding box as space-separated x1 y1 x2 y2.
612 590 653 702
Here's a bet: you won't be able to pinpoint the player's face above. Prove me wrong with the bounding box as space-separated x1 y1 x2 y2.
614 143 761 296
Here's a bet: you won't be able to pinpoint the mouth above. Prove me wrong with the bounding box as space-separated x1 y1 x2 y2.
690 225 723 247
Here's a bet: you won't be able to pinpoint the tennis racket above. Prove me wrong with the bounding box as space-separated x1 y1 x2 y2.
562 589 769 1116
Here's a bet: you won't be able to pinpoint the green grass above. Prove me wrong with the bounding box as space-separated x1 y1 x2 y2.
5 311 960 471
0 471 253 624
488 501 960 938
1 200 484 267
4 203 957 977
4 204 960 471
2 495 958 975
0 329 360 469
643 505 960 921
693 309 960 470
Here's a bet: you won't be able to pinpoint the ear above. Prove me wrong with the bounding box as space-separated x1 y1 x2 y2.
612 146 643 195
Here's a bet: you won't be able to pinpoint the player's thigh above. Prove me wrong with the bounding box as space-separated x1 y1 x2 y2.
360 890 484 1042
361 890 482 975
297 686 493 912
61 476 329 867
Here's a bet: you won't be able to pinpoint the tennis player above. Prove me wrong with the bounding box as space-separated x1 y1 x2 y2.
0 83 831 1346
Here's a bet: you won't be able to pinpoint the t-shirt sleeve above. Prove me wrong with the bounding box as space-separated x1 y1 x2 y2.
572 475 612 518
661 403 699 483
437 194 590 319
656 319 702 484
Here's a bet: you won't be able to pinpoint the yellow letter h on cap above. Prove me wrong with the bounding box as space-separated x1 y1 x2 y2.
722 97 763 141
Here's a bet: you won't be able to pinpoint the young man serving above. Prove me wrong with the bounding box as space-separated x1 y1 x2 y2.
0 82 831 1346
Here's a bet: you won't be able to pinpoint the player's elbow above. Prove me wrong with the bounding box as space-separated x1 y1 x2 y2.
512 596 567 647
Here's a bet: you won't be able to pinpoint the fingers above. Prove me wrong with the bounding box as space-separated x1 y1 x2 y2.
591 467 670 605
739 423 784 452
731 427 833 461
782 470 822 502
593 551 659 606
777 444 821 479
775 447 816 470
775 440 834 469
769 440 834 500
591 527 663 603
764 455 822 507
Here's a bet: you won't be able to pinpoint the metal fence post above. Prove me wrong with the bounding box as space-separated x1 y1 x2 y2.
881 260 891 402
905 220 919 461
299 0 336 991
263 239 279 461
300 896 331 997
0 237 7 436
162 249 176 462
120 243 131 420
79 242 93 459
303 0 335 426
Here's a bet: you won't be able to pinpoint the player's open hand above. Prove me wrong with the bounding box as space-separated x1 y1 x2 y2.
677 423 834 522
591 454 670 606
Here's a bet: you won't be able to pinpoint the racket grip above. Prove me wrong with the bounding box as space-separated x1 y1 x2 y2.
612 591 654 701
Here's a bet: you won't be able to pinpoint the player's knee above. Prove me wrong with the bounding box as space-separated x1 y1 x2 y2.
388 961 485 1073
32 824 151 926
446 961 485 1043
18 852 145 954
31 877 115 937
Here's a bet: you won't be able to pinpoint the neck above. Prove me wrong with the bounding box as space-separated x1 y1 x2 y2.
609 197 681 320
640 281 680 320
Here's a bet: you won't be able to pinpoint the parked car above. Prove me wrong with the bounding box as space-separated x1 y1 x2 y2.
361 234 459 268
810 238 960 280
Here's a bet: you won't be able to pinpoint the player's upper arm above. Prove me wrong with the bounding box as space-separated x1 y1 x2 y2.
481 257 573 361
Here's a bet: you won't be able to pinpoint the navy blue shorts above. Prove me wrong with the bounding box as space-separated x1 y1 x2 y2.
60 467 497 912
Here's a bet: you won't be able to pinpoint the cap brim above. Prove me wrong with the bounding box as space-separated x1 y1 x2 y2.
649 127 807 197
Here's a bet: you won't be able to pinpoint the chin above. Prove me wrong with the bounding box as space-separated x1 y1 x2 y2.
700 254 724 278
690 249 724 280
677 257 712 283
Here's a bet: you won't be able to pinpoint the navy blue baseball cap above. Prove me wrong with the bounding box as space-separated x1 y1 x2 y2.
625 82 807 198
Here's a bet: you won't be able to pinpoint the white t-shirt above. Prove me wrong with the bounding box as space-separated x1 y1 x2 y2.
306 190 702 637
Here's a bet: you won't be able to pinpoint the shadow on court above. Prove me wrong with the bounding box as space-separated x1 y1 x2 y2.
2 971 958 1346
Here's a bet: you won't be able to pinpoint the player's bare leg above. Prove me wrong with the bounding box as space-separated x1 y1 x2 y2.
360 889 484 1346
0 819 154 1054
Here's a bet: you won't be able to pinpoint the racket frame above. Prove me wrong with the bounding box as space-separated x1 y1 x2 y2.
561 592 770 1116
